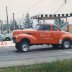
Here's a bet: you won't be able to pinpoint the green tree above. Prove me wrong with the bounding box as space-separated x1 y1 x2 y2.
54 19 67 30
24 13 33 28
10 20 19 31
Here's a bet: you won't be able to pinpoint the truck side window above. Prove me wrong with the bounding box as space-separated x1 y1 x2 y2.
43 25 51 31
53 26 59 31
38 25 44 30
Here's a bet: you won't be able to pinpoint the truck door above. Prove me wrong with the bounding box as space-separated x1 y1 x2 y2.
39 25 52 43
51 25 61 44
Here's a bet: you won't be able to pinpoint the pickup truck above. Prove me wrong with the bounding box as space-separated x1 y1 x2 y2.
13 24 72 52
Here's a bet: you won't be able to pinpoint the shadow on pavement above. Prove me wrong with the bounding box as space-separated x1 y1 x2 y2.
29 47 63 52
14 46 70 53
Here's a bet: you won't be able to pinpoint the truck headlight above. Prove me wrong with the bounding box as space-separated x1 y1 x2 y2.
16 36 18 38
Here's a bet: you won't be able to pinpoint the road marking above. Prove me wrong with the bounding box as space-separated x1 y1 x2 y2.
63 51 72 54
59 50 72 54
0 41 15 47
58 50 63 51
57 49 72 54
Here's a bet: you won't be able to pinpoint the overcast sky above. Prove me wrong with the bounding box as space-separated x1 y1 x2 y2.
0 0 72 22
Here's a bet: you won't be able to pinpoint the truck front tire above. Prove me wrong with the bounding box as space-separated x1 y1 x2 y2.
20 42 29 52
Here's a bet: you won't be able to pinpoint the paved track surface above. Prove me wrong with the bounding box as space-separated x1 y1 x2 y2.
0 45 72 67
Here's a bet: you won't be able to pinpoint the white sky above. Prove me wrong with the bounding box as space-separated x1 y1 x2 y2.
0 0 72 23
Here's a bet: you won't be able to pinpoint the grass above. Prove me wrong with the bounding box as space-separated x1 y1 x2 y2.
0 59 72 72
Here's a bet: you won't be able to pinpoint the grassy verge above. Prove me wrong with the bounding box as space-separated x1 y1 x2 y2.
0 59 72 72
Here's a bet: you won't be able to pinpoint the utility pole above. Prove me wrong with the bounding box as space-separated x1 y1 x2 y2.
64 0 69 31
65 0 67 4
13 13 15 30
6 6 9 33
0 20 3 34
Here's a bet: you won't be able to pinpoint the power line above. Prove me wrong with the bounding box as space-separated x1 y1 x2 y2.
28 0 43 11
54 0 67 14
54 3 64 14
14 0 43 14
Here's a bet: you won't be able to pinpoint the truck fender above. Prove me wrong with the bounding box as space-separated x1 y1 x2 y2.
17 34 37 43
59 35 72 44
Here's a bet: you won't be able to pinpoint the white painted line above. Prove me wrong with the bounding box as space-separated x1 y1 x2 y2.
58 49 72 54
62 51 72 54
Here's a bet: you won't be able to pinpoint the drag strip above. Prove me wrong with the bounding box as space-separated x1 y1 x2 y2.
0 45 72 67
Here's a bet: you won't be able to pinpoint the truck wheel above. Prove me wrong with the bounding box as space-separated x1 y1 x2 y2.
15 43 21 51
20 42 29 52
61 39 72 49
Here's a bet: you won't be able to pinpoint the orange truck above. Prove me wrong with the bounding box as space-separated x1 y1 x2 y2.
13 24 72 52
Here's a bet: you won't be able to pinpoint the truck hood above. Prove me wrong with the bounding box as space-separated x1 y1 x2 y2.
13 29 37 36
14 29 37 33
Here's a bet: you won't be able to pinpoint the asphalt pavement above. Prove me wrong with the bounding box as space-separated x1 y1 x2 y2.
0 45 72 67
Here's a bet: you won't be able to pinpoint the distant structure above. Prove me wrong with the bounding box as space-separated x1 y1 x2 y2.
32 13 72 32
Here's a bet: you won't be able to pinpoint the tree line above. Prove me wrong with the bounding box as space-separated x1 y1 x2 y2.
0 13 33 34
